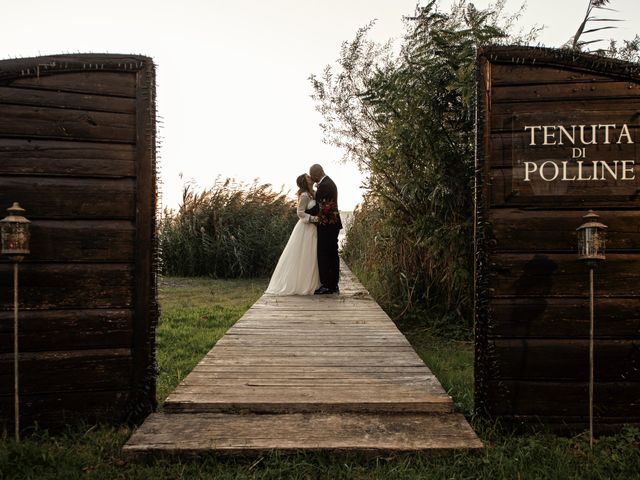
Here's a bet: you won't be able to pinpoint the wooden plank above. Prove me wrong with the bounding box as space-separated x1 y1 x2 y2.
491 338 640 381
178 381 437 388
0 390 130 429
489 297 640 338
492 80 640 103
25 220 135 262
191 365 434 374
181 374 434 383
508 418 640 436
0 104 135 142
227 325 396 331
0 139 136 177
488 209 640 252
10 71 136 97
164 395 453 414
491 63 621 86
234 316 396 323
216 339 411 347
227 324 396 331
219 333 408 343
490 95 640 115
169 384 444 396
491 107 640 132
238 312 391 319
0 309 133 353
0 348 132 395
489 253 640 297
251 301 381 310
0 263 134 309
176 377 441 387
236 311 392 318
123 412 482 456
0 85 135 113
487 380 640 418
186 366 431 374
222 331 407 337
210 345 415 352
0 176 135 219
196 357 426 366
209 346 419 355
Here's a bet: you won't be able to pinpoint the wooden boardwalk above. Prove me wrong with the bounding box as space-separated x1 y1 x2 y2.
124 261 481 455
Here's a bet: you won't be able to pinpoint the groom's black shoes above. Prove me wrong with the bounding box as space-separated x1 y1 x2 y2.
315 286 339 295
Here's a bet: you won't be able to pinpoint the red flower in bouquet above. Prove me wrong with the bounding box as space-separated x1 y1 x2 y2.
318 200 339 225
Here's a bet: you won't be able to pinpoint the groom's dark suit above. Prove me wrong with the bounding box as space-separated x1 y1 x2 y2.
306 176 342 292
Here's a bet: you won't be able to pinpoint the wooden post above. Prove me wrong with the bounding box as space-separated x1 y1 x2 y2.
14 262 19 442
589 267 594 450
129 59 158 421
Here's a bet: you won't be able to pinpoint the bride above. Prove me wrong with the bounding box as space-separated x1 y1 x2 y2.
265 173 321 295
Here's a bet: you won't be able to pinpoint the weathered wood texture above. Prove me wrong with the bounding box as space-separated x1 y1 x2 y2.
123 412 482 457
124 262 482 455
164 261 453 414
0 139 136 177
475 46 640 429
0 54 157 431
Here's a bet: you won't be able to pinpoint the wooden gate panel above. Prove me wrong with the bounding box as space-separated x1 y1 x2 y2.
0 54 157 430
475 47 640 428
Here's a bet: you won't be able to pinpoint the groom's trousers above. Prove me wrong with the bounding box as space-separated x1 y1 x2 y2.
317 224 340 291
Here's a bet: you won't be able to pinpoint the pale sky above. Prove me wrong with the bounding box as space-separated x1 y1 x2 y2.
1 0 638 211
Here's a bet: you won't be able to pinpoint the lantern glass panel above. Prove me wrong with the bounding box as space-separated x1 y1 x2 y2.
577 224 606 261
0 204 31 260
2 224 29 254
586 228 596 257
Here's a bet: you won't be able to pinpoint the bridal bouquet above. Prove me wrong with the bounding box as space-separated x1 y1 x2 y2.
318 200 340 225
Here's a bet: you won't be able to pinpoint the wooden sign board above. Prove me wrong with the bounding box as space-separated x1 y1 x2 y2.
475 46 640 430
0 55 158 430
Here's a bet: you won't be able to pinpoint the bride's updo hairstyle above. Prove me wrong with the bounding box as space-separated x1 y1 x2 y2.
296 173 311 197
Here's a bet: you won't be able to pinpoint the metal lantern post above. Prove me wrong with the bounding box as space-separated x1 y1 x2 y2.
0 203 31 443
576 210 607 450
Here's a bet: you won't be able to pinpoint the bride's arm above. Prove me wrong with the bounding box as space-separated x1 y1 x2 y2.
297 192 313 223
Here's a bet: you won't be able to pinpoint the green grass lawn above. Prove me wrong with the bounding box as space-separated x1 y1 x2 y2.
155 276 268 403
1 276 639 480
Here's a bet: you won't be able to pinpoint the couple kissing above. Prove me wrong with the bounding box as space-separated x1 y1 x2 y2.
266 164 342 296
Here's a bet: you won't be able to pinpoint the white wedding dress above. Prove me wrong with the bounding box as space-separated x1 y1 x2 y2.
265 192 321 295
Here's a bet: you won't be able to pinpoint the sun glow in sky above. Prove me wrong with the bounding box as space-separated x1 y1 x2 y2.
1 0 638 210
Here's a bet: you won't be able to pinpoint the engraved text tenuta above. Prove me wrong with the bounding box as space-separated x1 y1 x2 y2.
521 124 636 182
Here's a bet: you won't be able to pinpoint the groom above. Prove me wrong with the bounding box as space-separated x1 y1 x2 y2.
306 164 342 294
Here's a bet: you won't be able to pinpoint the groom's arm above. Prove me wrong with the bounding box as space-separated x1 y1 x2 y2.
305 203 319 216
311 182 332 220
305 182 328 217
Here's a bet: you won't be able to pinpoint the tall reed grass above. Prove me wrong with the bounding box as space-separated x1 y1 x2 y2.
342 195 473 339
159 178 298 278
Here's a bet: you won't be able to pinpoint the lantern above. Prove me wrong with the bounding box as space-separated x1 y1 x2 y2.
0 202 31 262
576 209 607 451
576 210 607 266
1 202 30 443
